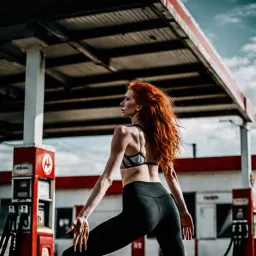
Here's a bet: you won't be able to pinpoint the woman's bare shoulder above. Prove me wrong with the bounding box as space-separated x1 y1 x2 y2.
111 126 131 150
113 126 133 139
114 125 138 133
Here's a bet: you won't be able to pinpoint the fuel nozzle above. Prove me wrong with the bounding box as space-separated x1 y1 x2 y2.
9 232 17 256
18 205 28 215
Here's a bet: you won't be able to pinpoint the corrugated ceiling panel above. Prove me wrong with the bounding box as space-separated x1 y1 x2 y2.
111 49 198 70
0 25 26 41
50 62 110 77
0 59 25 76
84 28 178 49
45 44 79 58
57 7 158 30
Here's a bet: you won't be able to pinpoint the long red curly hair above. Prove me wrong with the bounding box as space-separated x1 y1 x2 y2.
128 80 181 175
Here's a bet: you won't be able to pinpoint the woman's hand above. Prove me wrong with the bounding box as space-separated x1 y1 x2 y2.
179 211 194 240
66 217 89 252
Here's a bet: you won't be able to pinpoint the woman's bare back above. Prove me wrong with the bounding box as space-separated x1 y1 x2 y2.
120 126 160 186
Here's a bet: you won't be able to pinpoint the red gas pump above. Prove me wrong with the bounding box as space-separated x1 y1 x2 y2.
0 145 55 256
230 188 256 256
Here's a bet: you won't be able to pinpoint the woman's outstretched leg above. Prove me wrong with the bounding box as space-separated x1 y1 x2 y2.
62 212 154 255
62 213 132 255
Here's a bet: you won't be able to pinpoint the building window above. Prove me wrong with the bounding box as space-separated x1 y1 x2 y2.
56 208 73 239
0 199 11 234
216 204 232 238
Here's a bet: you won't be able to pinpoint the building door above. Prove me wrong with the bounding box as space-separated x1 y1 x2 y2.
197 204 216 239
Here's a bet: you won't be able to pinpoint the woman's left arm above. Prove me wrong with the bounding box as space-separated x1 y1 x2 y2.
78 126 130 219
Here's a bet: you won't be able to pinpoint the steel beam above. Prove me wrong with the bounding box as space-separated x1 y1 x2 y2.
40 21 116 72
71 63 205 86
70 19 167 41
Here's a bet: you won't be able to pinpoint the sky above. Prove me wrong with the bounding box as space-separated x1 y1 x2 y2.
0 0 256 177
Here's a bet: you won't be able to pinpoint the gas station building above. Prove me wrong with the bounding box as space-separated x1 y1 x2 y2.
0 0 255 256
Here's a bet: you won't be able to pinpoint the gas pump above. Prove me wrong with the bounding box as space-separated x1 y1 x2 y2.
232 189 252 256
223 188 256 256
0 145 55 256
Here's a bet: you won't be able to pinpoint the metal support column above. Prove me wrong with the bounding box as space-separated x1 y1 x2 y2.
240 122 252 188
23 45 45 145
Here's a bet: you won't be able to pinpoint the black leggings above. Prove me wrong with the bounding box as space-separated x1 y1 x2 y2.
62 181 185 256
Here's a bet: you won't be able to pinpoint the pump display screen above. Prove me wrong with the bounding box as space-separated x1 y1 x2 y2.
20 182 27 188
13 180 31 199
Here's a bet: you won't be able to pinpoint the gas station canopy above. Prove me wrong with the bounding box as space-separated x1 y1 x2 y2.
0 0 255 141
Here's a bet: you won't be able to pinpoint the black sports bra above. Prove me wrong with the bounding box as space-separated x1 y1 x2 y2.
120 124 158 169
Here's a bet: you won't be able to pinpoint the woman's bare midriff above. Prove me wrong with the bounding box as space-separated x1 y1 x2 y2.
120 164 161 187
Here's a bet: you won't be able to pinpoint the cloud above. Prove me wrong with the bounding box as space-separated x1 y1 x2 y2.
0 136 112 176
179 117 242 158
242 35 256 54
215 15 241 24
206 32 217 43
179 35 256 158
45 136 113 177
223 36 256 103
242 43 256 53
222 56 250 69
215 3 256 24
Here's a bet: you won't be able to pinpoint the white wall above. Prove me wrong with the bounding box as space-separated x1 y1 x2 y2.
0 170 246 203
56 190 122 212
0 185 11 198
198 239 232 256
174 171 245 192
145 239 159 256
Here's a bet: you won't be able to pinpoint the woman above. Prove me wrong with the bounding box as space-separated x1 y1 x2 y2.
63 81 194 256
